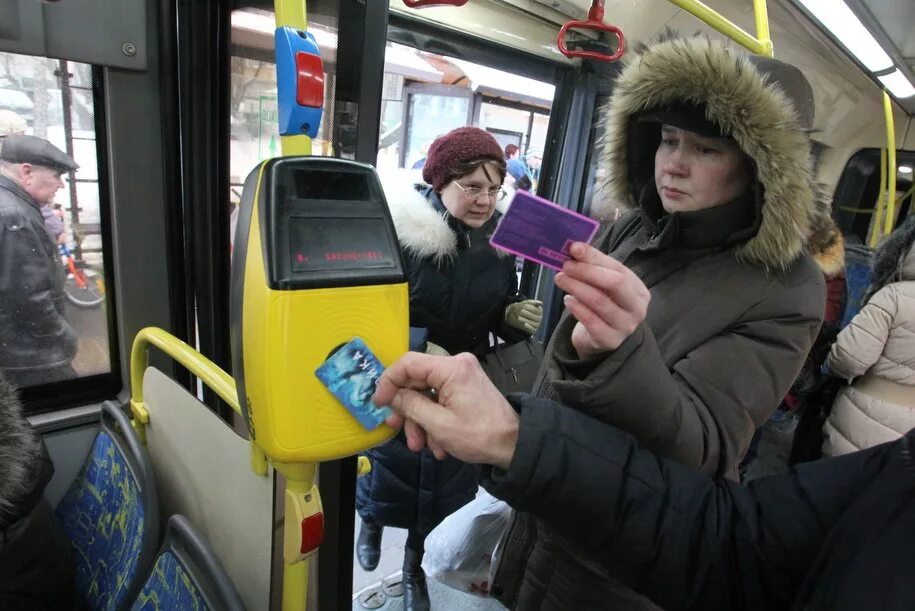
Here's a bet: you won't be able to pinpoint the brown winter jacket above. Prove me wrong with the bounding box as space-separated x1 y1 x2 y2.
493 34 828 611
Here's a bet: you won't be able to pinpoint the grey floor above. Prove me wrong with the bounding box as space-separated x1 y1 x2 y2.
351 512 506 611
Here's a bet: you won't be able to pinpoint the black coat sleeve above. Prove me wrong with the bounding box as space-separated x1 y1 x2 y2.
0 210 77 358
482 394 902 611
494 258 529 345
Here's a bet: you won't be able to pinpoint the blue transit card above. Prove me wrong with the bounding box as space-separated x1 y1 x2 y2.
315 338 392 430
490 190 600 271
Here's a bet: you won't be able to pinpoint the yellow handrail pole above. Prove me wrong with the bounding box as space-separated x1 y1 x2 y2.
273 3 315 610
883 91 897 236
666 0 772 57
897 183 915 207
870 148 887 248
275 0 312 157
129 326 241 427
275 0 306 30
275 461 318 611
128 327 269 475
753 0 774 57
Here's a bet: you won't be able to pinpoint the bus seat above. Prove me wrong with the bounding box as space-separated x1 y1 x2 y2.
54 401 160 611
131 514 245 611
840 243 874 329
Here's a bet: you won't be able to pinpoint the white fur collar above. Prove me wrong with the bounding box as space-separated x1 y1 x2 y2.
380 169 514 265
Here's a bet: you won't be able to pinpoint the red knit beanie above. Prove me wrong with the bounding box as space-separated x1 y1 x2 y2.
422 127 505 191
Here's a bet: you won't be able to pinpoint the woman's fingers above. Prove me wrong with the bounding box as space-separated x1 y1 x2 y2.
519 309 542 324
569 242 626 271
563 295 615 346
556 243 649 356
559 263 646 315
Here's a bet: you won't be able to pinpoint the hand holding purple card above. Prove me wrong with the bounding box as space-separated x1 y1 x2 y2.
489 190 599 271
315 337 392 431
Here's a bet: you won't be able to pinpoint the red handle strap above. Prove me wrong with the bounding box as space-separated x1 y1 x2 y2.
556 0 625 62
402 0 469 7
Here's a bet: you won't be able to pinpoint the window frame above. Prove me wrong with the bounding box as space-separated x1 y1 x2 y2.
832 147 915 244
20 63 122 414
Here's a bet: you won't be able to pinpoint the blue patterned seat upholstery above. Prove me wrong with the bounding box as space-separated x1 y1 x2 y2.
131 515 245 611
55 402 159 611
132 548 208 611
840 243 873 328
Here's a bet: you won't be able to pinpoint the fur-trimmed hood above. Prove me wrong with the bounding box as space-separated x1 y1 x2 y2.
595 34 819 270
380 170 513 265
0 373 47 532
808 184 845 277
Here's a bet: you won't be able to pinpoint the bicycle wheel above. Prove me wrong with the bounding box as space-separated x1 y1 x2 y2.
65 269 105 308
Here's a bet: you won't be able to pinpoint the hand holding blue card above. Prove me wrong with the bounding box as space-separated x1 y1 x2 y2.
315 337 392 430
490 190 599 271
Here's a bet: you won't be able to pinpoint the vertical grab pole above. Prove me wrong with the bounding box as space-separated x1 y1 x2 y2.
883 91 897 236
870 148 888 248
273 4 318 610
276 461 319 611
275 1 306 30
753 0 774 57
275 0 312 157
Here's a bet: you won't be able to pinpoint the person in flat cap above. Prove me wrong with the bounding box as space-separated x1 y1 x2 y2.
354 127 542 610
0 135 80 387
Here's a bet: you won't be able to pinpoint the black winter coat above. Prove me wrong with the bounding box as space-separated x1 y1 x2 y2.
356 429 480 534
389 185 525 356
357 183 524 533
484 394 915 611
0 175 77 383
0 374 78 609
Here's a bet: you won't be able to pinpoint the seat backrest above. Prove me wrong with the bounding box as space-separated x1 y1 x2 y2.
131 514 245 611
841 243 874 329
55 401 159 611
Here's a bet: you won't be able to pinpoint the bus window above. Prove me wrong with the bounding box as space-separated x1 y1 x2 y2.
0 51 112 394
375 42 555 191
833 148 915 245
358 40 557 600
229 8 339 250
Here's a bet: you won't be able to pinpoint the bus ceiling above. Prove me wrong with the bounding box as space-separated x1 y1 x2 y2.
795 0 915 114
391 0 914 114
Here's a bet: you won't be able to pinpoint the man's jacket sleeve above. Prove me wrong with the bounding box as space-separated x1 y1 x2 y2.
482 395 899 611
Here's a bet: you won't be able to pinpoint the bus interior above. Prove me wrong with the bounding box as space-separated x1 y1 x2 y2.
1 0 913 609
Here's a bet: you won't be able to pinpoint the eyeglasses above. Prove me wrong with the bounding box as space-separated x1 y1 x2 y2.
451 181 507 201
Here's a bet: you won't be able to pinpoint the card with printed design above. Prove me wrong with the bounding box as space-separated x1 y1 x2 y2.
315 337 392 430
489 190 600 271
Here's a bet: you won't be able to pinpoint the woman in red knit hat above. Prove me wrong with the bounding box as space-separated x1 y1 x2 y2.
355 127 543 610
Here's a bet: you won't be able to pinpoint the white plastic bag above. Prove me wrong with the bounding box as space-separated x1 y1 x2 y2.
422 489 511 597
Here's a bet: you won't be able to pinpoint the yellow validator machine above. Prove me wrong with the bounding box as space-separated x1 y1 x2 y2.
230 156 408 463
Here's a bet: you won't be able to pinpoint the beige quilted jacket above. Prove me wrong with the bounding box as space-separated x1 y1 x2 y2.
823 245 915 456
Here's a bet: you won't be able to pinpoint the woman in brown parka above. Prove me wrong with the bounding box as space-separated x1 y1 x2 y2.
491 33 829 610
822 215 915 456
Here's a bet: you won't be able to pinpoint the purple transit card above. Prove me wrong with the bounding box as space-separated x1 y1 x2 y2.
490 190 600 271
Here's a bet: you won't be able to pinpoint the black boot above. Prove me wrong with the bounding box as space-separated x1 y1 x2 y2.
402 547 430 611
356 520 383 572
